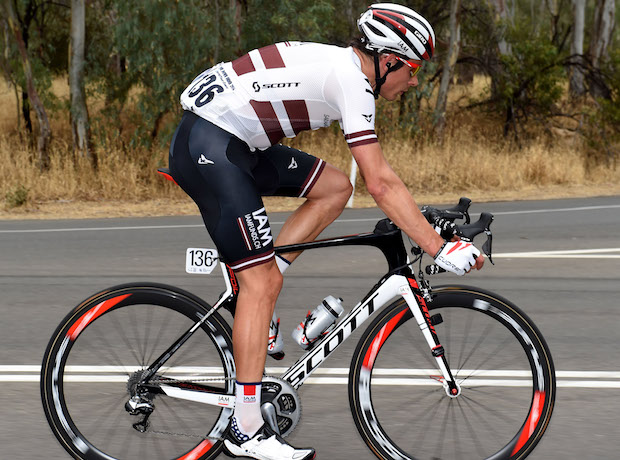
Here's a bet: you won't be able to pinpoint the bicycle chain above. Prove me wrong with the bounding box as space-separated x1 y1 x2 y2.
150 375 235 383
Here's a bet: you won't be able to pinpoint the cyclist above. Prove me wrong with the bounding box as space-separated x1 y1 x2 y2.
168 3 484 459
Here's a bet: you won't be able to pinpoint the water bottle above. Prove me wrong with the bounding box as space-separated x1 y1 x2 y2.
292 295 344 349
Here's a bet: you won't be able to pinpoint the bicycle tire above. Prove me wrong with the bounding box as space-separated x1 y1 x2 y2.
349 285 555 460
41 283 235 460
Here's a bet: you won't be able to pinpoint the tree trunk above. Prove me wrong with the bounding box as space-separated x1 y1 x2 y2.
434 0 461 137
70 0 92 160
230 0 243 54
569 0 586 98
1 16 20 132
590 0 615 68
589 0 615 98
3 0 51 170
489 0 513 56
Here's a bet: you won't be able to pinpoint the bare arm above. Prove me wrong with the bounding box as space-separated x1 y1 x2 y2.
350 142 444 256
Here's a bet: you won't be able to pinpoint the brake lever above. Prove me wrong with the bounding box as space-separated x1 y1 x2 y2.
443 197 472 224
458 212 495 265
482 230 494 265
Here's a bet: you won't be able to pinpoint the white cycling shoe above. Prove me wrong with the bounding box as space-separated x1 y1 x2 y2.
223 422 315 460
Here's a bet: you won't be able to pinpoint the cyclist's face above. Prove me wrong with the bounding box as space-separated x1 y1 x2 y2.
381 56 422 101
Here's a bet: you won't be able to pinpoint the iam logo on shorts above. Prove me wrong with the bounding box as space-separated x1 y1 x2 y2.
238 206 273 251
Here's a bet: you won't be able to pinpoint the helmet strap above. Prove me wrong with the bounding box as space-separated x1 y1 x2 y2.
372 55 403 99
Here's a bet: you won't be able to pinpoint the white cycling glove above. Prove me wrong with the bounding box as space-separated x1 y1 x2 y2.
434 241 481 276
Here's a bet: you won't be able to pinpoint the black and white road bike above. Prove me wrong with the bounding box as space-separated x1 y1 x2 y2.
41 195 555 460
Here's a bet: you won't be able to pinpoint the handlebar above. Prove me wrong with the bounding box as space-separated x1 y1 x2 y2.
419 198 495 274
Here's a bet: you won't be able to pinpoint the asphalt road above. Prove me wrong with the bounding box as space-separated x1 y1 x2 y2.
1 195 619 459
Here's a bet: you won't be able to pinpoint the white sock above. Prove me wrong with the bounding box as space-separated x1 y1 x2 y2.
276 254 291 273
234 381 263 437
271 255 292 331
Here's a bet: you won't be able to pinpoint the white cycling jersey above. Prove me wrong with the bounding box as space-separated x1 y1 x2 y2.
180 42 378 151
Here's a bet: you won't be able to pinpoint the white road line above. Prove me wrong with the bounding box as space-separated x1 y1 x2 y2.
495 248 620 259
1 204 618 234
491 204 620 216
5 366 620 388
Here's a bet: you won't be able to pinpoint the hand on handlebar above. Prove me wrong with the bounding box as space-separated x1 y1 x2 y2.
434 240 485 276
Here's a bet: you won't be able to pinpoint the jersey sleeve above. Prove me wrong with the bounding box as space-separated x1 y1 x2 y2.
327 69 378 149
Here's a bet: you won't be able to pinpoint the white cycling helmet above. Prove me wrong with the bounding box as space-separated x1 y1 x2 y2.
357 3 435 62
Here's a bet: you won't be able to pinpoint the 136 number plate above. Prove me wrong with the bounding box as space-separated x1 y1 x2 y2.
186 248 218 274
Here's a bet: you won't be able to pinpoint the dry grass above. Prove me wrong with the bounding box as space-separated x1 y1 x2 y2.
1 77 619 220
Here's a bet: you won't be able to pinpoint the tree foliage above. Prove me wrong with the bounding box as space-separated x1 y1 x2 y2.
1 0 618 158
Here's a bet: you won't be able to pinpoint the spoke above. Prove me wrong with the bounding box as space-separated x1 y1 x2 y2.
412 391 448 450
452 320 495 374
459 393 524 427
455 310 474 373
108 309 145 367
129 305 146 366
79 320 132 376
401 321 437 369
435 397 451 459
455 397 487 458
146 307 186 370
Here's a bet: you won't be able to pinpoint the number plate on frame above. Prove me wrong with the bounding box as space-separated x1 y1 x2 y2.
186 248 219 274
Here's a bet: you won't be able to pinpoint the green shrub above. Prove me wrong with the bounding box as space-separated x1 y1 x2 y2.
5 184 29 208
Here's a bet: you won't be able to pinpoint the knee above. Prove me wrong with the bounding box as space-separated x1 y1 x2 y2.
324 170 353 207
239 262 283 303
337 175 354 203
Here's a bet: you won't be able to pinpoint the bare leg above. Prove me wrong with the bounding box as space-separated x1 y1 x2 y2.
233 260 283 382
275 163 352 262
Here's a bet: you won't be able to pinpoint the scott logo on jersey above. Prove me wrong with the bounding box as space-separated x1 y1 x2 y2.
252 81 301 92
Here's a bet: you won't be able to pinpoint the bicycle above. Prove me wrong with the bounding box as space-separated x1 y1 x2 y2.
41 190 556 460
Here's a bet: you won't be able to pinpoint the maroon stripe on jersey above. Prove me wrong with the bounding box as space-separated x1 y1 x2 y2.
232 53 255 76
348 138 378 149
249 100 285 145
283 100 311 135
344 130 376 140
258 44 285 69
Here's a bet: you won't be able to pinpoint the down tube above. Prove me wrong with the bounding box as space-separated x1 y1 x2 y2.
282 275 411 389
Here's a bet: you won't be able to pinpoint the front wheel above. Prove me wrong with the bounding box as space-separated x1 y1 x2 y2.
349 285 555 460
41 283 235 460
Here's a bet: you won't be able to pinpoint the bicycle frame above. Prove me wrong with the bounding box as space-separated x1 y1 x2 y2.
147 218 459 406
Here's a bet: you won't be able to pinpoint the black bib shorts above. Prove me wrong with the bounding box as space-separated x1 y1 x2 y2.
169 111 325 271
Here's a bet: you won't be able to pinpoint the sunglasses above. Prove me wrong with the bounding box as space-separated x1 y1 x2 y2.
395 56 422 78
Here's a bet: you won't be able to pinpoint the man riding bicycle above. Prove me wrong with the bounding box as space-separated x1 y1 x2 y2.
168 3 484 459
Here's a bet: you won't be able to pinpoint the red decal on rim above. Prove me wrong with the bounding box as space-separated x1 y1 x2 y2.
511 390 545 455
178 439 214 460
363 308 408 370
67 294 131 341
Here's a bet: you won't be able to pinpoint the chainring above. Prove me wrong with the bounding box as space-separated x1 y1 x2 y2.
260 376 302 438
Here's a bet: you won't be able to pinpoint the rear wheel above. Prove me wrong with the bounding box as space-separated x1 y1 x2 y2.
41 283 235 460
349 286 555 460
